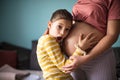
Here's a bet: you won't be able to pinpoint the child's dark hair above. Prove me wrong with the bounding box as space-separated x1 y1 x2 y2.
50 9 73 22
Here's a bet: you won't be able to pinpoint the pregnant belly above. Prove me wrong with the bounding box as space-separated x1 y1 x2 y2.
63 22 105 56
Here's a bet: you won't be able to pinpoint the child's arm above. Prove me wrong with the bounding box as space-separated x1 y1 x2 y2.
66 33 97 64
42 35 84 72
73 33 97 56
42 34 95 73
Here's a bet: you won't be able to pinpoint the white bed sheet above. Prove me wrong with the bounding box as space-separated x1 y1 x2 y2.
0 64 44 80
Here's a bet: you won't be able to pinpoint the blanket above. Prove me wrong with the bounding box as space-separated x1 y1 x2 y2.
0 64 44 80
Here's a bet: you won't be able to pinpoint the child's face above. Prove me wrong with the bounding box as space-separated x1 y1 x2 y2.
48 19 72 42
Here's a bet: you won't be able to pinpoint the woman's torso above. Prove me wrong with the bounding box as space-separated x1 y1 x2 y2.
64 0 116 56
64 22 105 56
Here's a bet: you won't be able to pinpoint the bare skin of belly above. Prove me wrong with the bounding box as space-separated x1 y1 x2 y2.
63 22 105 56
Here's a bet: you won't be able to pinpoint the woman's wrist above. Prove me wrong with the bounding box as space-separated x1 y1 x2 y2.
85 52 95 62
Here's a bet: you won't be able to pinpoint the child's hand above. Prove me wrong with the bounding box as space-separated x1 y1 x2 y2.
43 28 49 35
78 33 97 51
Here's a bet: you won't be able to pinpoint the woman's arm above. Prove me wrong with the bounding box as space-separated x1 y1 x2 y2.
63 20 120 73
87 20 120 60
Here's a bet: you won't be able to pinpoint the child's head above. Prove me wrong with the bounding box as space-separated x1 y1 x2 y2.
48 9 73 42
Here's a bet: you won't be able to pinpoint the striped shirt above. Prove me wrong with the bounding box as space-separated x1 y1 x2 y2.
36 35 84 80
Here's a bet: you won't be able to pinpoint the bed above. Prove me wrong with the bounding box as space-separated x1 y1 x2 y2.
0 64 44 80
0 41 120 80
0 41 44 80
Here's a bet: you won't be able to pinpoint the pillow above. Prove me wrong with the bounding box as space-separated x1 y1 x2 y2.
0 42 31 69
0 50 17 68
30 40 41 70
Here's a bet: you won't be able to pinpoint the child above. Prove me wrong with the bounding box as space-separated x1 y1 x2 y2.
36 9 95 80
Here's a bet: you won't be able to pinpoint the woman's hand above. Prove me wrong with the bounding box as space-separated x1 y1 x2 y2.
63 55 90 73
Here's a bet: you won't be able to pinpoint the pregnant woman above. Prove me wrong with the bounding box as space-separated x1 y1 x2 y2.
63 0 120 80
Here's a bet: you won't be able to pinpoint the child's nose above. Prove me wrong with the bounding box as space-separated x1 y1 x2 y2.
60 30 65 35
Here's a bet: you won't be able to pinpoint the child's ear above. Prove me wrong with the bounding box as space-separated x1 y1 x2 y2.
48 21 52 29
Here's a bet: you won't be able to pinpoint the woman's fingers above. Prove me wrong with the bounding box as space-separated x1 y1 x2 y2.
63 64 75 72
63 64 74 73
63 56 79 73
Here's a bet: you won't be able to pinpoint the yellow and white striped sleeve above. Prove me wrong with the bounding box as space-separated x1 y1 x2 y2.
43 35 67 71
43 35 85 72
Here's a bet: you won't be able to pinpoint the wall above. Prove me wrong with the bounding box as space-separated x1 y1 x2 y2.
0 0 120 49
0 0 76 49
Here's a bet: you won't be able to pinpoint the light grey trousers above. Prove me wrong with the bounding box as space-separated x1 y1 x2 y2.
71 48 117 80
